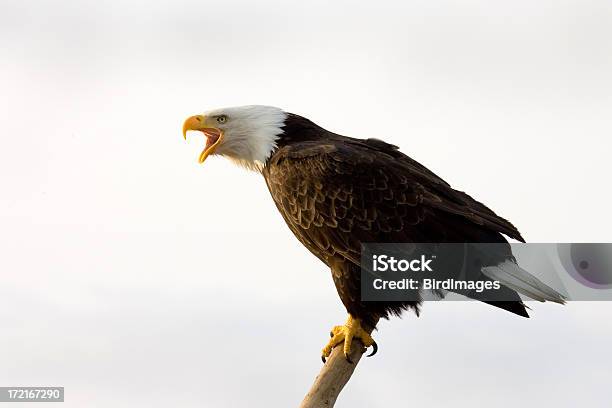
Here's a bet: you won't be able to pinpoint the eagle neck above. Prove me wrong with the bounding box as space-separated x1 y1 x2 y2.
276 113 332 148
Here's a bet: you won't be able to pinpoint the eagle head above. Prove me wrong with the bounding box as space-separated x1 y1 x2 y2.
182 105 287 171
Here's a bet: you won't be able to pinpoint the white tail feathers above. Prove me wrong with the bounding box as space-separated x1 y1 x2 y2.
482 260 566 304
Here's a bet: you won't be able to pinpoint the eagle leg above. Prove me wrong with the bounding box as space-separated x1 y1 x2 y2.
321 315 377 363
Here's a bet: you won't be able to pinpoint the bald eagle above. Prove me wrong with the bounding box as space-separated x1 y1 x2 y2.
183 105 564 362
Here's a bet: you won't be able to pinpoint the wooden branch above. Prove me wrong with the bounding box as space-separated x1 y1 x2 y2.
299 319 379 408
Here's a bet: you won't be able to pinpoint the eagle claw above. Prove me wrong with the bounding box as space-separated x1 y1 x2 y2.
320 315 377 364
366 340 378 357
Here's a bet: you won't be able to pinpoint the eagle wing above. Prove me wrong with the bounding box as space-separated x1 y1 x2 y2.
264 138 524 267
262 138 537 317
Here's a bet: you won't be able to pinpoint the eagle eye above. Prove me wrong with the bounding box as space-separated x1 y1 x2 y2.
216 115 228 124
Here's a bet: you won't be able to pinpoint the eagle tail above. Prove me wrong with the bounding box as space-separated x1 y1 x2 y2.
482 300 531 318
482 260 566 304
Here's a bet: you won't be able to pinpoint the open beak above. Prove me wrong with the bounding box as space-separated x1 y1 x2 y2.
182 115 224 164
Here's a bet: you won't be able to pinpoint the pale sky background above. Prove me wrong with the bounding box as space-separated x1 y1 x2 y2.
1 0 611 407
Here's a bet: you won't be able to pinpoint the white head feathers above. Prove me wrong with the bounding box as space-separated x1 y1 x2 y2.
203 105 287 171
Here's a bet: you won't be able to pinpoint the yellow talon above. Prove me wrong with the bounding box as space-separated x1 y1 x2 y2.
321 315 377 363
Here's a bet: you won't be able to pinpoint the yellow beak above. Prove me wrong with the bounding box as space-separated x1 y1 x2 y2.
182 115 224 164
